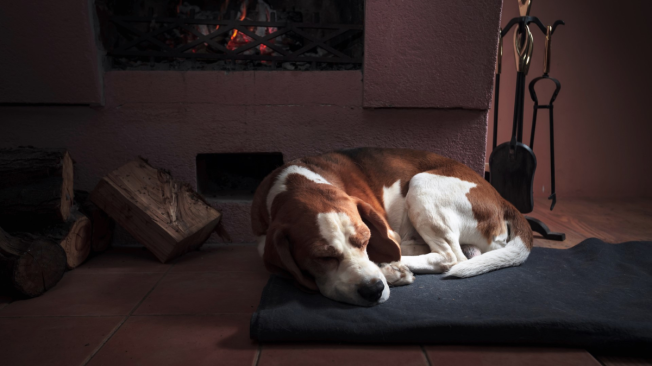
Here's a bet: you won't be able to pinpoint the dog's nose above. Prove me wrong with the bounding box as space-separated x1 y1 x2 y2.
357 280 385 303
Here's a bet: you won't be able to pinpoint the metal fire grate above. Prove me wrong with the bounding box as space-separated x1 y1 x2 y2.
108 15 363 68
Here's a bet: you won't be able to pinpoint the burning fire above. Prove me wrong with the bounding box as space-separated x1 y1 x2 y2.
229 0 247 45
225 0 276 56
226 0 250 51
176 0 278 58
255 0 277 57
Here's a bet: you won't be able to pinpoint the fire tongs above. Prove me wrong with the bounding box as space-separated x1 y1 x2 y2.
490 0 565 241
528 24 563 211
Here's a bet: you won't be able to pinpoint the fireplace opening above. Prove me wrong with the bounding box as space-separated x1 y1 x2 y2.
96 0 364 71
196 153 284 199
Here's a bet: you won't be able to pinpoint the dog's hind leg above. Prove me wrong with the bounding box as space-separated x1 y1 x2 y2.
405 172 481 265
393 228 465 274
406 202 468 267
419 225 468 264
398 218 468 274
399 233 430 256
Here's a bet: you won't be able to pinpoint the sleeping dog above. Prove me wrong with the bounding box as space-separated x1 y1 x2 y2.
251 148 533 306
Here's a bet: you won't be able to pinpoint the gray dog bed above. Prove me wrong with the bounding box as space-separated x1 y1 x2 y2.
251 238 652 350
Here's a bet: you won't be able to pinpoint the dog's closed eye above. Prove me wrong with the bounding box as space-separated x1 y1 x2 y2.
316 257 340 267
317 256 339 262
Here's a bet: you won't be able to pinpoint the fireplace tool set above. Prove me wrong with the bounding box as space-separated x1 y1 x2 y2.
489 0 566 241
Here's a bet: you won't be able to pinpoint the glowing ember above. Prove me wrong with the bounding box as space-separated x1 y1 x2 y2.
225 0 249 51
176 0 278 57
255 0 277 58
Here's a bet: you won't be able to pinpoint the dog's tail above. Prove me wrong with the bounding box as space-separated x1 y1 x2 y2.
444 202 533 278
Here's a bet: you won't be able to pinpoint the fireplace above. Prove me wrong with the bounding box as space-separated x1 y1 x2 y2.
96 0 364 71
1 0 503 243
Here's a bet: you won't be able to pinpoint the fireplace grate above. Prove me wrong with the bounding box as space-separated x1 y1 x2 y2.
107 15 363 70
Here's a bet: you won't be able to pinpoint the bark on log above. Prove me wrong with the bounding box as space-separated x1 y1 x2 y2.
0 147 74 231
0 227 66 297
75 190 114 253
90 158 221 263
42 208 92 269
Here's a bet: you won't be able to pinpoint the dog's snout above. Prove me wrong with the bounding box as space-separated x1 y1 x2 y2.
357 280 385 303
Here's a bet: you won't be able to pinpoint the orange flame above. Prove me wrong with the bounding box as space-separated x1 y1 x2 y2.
215 0 230 30
223 0 275 58
230 0 248 41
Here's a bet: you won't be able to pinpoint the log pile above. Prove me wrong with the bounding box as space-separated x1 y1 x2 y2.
0 148 220 297
0 147 114 297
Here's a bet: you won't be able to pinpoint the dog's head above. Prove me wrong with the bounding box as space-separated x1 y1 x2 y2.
263 184 401 306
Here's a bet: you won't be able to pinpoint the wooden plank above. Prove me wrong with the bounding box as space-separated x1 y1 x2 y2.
530 198 586 248
530 197 652 249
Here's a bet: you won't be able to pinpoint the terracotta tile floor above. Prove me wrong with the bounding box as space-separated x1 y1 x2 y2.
0 198 650 366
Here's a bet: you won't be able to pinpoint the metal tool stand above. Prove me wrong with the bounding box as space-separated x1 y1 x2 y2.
490 0 566 241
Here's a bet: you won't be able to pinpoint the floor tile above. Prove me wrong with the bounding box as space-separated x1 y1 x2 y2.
170 244 266 273
0 316 122 366
87 314 256 366
0 294 11 312
1 272 163 316
134 271 268 315
425 346 601 366
259 344 427 366
594 354 652 366
76 247 171 273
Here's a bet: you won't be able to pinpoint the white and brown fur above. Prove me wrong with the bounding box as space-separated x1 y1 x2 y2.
251 148 533 306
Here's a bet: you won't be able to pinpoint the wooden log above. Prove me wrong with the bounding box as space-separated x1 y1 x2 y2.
90 159 221 263
75 190 115 253
0 227 66 297
0 147 74 231
42 208 92 269
0 147 73 189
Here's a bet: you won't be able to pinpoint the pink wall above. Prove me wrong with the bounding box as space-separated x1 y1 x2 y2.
364 0 502 109
0 0 103 104
488 0 652 198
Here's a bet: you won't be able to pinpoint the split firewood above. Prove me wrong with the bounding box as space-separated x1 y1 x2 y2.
0 226 67 297
75 190 115 253
90 158 221 263
42 207 92 269
0 147 74 231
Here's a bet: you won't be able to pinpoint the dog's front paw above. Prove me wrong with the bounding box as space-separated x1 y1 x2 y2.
379 261 415 286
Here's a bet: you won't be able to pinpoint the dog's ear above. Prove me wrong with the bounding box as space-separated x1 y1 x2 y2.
356 199 401 263
263 224 318 291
